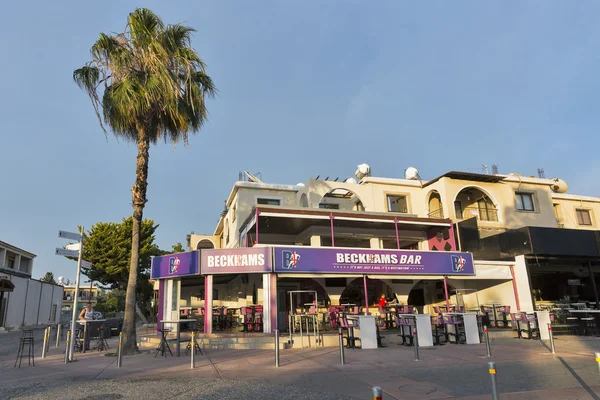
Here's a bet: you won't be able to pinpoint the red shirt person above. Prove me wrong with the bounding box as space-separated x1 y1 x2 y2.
378 294 387 308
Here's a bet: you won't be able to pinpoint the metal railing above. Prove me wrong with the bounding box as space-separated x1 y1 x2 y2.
457 207 498 222
427 209 444 219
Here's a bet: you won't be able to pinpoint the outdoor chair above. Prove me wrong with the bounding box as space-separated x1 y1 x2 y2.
394 314 414 346
338 316 361 349
431 314 447 345
517 313 539 339
443 314 466 344
375 316 386 348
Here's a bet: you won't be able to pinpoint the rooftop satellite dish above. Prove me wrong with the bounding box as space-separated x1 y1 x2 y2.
354 163 371 179
244 171 263 183
405 167 420 180
550 178 568 193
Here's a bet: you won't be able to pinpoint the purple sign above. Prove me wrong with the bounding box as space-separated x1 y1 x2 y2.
273 247 474 275
201 247 272 274
151 251 199 279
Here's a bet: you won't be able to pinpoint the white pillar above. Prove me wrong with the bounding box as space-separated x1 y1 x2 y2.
514 256 534 312
262 274 277 333
310 236 321 246
369 238 381 249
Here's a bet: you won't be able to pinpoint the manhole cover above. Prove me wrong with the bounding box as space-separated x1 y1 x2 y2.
398 384 438 395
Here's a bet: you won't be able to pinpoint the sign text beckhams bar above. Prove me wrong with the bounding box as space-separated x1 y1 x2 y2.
201 247 272 274
336 253 422 265
207 253 266 268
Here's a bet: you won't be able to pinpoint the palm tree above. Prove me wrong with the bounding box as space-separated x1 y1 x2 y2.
73 8 216 354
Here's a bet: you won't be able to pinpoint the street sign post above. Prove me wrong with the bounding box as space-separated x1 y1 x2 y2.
56 228 84 362
55 248 79 258
58 231 82 242
65 243 81 251
81 260 92 270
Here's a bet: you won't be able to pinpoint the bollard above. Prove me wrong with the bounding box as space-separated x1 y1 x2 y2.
413 325 420 361
338 327 345 365
47 326 53 348
274 329 280 368
117 332 123 368
484 325 492 358
56 324 62 348
41 328 48 359
64 330 71 364
595 351 600 380
488 361 500 400
548 324 555 354
190 331 196 369
372 386 383 400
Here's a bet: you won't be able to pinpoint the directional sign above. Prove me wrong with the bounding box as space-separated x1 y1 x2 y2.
58 230 82 242
55 248 79 258
66 243 81 251
81 260 92 270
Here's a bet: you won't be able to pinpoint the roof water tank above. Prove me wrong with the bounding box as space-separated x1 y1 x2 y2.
550 178 568 193
405 167 419 180
354 163 370 179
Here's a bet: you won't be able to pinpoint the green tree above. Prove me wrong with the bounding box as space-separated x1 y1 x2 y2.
171 242 186 253
81 217 161 291
40 272 57 284
73 8 216 354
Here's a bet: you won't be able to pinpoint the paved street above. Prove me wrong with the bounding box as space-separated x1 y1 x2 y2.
2 329 600 399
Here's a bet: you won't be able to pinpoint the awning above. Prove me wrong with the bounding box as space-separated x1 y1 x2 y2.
0 278 15 292
448 263 512 280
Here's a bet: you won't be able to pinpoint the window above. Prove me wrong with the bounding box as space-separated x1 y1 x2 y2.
319 203 339 209
516 193 535 211
454 201 463 219
355 201 365 211
386 195 408 213
477 199 497 221
6 256 15 269
257 198 280 206
577 209 592 226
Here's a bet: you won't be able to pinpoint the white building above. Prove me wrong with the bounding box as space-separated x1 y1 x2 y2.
0 240 63 329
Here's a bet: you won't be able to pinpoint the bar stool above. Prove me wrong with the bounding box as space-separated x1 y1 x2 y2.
185 329 203 356
375 316 387 348
339 316 361 349
443 314 466 344
496 306 511 328
431 315 447 345
154 327 173 358
394 315 414 346
328 307 338 330
15 330 35 368
253 306 264 332
92 325 110 351
517 313 539 339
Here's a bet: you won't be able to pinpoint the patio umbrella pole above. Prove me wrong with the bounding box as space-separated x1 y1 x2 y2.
443 276 450 311
363 275 369 315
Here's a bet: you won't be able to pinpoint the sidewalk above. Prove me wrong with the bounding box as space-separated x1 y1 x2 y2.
2 330 600 399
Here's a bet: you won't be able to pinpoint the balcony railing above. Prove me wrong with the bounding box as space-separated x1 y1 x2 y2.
427 209 445 219
457 207 499 222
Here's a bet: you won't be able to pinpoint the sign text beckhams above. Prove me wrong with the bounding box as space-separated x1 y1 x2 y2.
207 254 265 268
335 252 422 265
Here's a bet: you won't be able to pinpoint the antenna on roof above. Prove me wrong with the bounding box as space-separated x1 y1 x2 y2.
244 171 263 183
315 175 320 180
482 165 489 175
491 164 498 175
537 168 545 179
325 177 329 181
334 177 339 182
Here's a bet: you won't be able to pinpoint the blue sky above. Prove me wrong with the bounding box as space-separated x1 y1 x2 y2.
2 1 600 281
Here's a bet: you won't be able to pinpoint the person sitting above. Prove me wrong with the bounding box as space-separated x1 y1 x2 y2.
79 302 95 320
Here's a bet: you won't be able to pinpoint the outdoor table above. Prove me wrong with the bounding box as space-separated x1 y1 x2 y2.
398 313 433 347
443 313 480 344
568 309 600 336
77 319 106 352
346 315 377 349
161 319 197 357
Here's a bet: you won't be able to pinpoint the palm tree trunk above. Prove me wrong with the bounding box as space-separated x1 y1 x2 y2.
122 128 150 354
